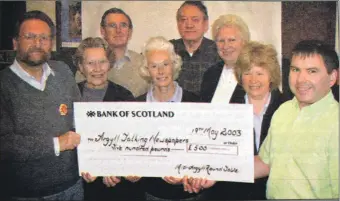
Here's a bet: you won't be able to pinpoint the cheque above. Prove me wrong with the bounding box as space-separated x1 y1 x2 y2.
75 102 254 183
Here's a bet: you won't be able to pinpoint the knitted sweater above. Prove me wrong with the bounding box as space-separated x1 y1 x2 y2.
0 60 81 197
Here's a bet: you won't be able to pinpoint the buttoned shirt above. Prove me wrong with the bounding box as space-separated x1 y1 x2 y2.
245 93 271 151
259 92 339 199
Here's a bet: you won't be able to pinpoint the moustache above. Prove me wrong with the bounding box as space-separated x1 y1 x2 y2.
296 82 311 88
27 47 46 54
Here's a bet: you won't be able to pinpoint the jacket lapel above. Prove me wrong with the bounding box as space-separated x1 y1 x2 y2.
259 89 283 146
200 61 224 102
229 84 246 103
253 129 258 155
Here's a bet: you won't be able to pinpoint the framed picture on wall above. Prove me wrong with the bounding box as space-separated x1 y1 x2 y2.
53 1 79 75
59 0 82 48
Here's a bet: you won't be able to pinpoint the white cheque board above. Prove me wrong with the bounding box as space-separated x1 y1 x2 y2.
74 102 254 183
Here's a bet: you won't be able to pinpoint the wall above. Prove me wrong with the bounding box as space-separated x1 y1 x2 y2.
82 1 282 59
281 1 337 99
281 1 336 58
26 0 56 51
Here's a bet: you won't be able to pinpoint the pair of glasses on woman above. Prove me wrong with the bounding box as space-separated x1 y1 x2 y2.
83 60 110 67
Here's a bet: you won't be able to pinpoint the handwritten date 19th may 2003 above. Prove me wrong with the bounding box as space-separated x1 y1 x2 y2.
191 127 242 140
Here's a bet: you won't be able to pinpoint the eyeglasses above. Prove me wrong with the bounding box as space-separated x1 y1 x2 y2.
103 22 129 29
19 33 52 43
83 60 110 67
147 60 173 70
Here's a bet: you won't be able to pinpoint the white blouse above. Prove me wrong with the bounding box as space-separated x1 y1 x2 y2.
211 65 238 103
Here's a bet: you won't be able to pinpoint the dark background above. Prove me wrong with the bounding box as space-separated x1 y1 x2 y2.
0 1 338 97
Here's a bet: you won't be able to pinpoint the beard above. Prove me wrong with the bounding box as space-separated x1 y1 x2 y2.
16 46 51 67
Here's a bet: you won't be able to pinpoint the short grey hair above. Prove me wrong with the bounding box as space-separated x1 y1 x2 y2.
73 37 115 70
139 36 182 83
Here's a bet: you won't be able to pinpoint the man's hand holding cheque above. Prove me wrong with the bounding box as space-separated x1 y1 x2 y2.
58 131 81 151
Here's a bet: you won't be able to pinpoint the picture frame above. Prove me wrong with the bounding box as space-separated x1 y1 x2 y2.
56 0 82 49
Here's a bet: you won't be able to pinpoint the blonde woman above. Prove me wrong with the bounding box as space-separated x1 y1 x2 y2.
200 14 250 103
188 41 285 200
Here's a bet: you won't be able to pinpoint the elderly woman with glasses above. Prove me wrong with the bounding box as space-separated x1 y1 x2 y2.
136 36 205 201
73 37 135 102
73 37 144 200
186 41 286 200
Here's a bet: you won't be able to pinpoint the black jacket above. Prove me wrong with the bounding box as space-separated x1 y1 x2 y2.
231 88 284 154
78 81 144 201
136 89 203 199
332 84 339 102
200 60 286 200
78 81 135 102
212 89 284 200
200 61 245 103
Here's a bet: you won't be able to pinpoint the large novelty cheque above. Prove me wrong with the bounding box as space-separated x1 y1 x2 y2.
74 102 254 183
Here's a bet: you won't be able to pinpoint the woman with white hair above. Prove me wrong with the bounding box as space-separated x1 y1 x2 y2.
136 36 199 103
137 36 205 201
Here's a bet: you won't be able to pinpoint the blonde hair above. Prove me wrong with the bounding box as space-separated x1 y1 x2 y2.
139 36 182 83
235 41 281 90
211 14 250 42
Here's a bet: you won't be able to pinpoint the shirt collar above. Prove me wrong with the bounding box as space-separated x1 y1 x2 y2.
292 91 335 113
44 61 55 76
114 49 131 69
123 49 131 60
11 59 55 79
245 92 272 115
146 81 183 102
223 64 234 72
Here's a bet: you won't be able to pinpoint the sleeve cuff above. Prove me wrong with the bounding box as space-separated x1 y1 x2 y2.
53 137 60 156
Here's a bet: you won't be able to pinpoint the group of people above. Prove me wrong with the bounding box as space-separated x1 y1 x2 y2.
0 1 338 201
